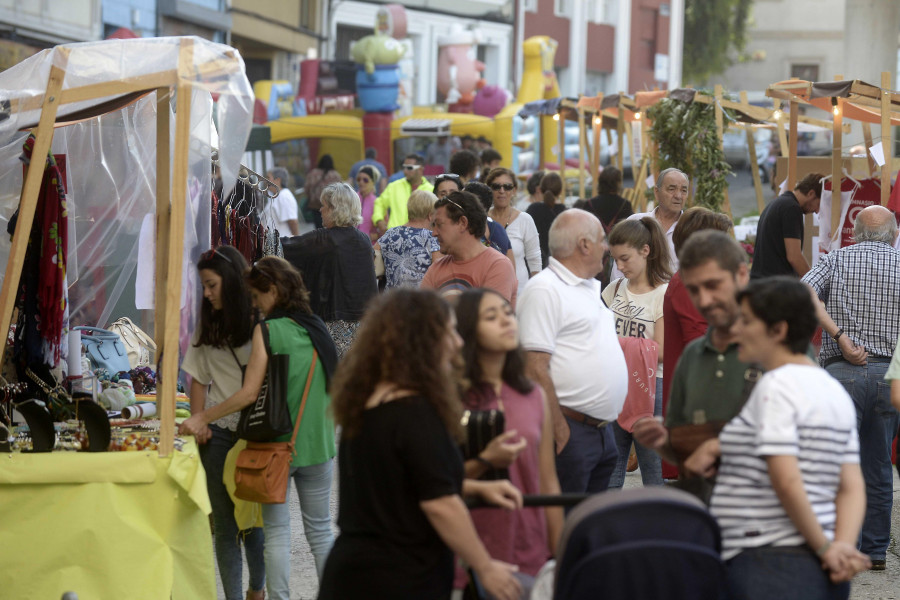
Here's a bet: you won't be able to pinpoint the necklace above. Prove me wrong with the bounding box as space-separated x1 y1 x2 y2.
491 207 513 228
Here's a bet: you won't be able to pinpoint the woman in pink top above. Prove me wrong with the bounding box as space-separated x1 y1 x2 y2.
355 166 379 243
454 288 563 596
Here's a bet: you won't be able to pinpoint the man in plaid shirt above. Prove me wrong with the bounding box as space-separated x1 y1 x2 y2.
802 205 900 571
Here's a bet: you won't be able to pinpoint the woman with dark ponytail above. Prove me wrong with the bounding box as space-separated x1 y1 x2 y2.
601 217 673 489
526 172 566 269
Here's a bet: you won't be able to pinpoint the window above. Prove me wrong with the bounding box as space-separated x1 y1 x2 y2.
790 64 819 82
592 0 616 24
554 0 570 17
300 0 313 30
523 0 537 12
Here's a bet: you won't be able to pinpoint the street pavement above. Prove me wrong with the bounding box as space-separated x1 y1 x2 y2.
218 465 900 600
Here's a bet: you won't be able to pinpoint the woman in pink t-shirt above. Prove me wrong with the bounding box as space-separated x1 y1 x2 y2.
454 288 563 595
355 166 379 243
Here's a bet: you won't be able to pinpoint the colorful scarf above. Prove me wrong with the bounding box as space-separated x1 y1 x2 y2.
20 134 68 363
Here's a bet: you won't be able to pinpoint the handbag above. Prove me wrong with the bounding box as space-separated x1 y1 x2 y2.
234 322 293 442
460 408 508 480
73 326 131 375
107 317 156 368
234 350 318 504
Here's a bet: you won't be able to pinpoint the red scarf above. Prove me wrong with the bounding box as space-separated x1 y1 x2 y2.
21 134 68 361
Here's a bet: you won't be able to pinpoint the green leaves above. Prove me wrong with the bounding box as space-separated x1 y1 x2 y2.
647 98 733 213
683 0 753 84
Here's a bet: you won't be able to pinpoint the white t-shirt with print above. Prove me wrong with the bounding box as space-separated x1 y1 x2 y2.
601 277 667 377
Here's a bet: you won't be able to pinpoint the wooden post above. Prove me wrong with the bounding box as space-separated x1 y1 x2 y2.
714 85 732 217
157 38 194 457
862 122 877 176
741 91 765 213
788 99 799 188
774 99 789 159
577 105 586 198
591 113 602 192
616 94 625 172
831 76 844 245
0 49 69 367
881 72 892 206
154 87 171 368
557 111 566 199
538 115 546 170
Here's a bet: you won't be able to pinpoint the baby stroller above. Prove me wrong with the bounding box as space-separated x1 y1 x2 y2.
552 486 725 600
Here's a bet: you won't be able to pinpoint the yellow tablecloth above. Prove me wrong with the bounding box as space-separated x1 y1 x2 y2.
0 439 214 599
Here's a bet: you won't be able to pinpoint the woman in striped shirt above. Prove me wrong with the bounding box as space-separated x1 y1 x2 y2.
685 277 870 600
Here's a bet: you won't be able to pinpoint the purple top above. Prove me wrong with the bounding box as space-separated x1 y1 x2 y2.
455 382 549 586
358 191 376 240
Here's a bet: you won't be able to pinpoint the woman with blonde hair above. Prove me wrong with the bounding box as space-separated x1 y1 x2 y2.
374 189 442 289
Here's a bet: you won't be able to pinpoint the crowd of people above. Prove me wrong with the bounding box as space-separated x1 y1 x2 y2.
181 149 900 599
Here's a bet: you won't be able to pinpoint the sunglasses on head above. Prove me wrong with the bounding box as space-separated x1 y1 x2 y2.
491 183 515 192
435 173 461 186
201 247 233 264
403 164 420 171
439 197 466 215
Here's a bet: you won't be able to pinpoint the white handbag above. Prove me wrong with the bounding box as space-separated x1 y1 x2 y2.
107 317 156 368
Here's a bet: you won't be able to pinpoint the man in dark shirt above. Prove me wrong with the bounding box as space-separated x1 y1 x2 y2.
750 172 824 279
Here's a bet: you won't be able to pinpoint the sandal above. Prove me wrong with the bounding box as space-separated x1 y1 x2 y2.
246 589 265 600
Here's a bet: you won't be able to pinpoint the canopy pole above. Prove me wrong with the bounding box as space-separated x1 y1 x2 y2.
557 110 566 199
831 76 844 242
788 100 799 188
881 71 892 206
714 85 732 217
577 105 586 199
740 91 765 214
0 48 69 368
157 38 194 457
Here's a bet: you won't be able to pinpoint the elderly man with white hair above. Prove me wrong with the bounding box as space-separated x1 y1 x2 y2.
518 209 628 495
802 204 900 571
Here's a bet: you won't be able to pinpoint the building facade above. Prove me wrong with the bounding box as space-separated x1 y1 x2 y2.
521 0 683 97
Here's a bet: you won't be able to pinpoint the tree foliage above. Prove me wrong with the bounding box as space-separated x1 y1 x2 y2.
683 0 753 84
646 97 733 213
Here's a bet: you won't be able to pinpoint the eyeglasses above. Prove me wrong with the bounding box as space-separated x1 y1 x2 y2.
201 247 233 264
403 164 420 171
491 183 515 192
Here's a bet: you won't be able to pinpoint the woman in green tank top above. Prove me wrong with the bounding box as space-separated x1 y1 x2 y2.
180 256 339 600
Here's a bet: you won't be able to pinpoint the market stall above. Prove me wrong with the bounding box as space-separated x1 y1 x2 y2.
0 36 254 599
767 74 900 256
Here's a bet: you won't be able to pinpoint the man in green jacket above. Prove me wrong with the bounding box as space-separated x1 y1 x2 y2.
373 154 434 235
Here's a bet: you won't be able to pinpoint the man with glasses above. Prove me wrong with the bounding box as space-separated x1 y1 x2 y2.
373 154 434 236
421 190 518 307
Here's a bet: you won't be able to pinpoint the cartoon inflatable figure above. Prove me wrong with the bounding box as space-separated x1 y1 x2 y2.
437 25 485 111
472 84 509 118
350 4 408 75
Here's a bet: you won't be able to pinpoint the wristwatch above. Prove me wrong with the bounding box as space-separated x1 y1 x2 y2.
832 328 844 342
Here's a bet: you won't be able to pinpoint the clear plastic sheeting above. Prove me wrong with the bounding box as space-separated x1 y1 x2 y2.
0 36 252 344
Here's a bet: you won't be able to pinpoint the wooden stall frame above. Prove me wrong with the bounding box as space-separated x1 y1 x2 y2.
0 38 239 457
767 73 900 249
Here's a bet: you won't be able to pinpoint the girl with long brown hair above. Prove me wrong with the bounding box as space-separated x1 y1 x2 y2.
601 217 673 489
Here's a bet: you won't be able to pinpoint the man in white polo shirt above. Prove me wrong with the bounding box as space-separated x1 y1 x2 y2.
519 209 628 494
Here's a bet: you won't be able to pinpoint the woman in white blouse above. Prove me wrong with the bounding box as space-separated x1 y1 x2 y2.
485 167 541 297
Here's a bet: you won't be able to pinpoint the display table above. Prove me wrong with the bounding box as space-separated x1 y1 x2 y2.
0 439 214 599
